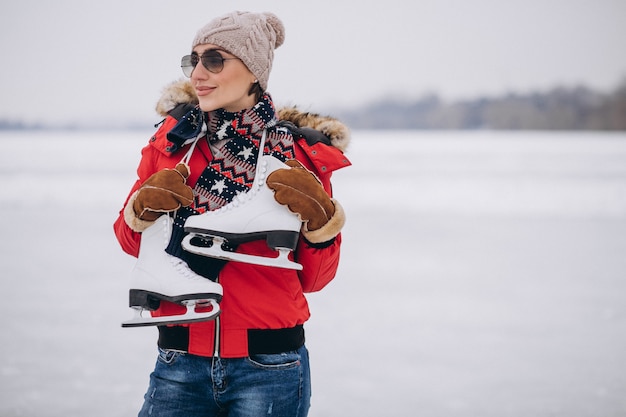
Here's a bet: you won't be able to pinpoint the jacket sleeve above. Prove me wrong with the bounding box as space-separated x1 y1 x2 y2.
113 140 161 257
113 179 142 257
113 123 173 257
293 138 349 293
295 233 342 292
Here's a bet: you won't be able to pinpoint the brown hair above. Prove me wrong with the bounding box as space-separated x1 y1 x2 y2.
248 81 264 103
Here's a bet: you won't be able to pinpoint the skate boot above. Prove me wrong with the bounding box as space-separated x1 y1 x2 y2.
122 215 223 328
182 153 303 270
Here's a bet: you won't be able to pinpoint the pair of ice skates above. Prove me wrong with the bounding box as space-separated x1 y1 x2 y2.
122 132 302 327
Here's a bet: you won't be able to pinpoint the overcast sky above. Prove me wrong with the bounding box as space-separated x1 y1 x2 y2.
1 0 625 126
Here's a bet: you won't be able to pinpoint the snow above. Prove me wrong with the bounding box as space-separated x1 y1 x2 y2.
1 130 625 416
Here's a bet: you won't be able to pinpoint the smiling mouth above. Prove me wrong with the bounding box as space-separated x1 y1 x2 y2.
195 86 215 96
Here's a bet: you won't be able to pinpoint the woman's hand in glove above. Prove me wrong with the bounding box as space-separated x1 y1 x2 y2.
132 163 194 221
267 160 345 244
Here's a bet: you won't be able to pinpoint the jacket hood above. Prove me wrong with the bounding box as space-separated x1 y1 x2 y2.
155 79 350 152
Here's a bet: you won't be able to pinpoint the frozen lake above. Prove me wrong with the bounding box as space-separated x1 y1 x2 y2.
1 129 625 416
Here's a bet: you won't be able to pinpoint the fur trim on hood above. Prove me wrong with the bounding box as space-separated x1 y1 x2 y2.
155 79 198 117
155 79 350 152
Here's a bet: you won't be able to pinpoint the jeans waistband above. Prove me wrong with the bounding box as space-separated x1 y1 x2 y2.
157 324 305 356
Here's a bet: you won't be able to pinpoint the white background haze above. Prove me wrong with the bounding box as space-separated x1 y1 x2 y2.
1 2 626 415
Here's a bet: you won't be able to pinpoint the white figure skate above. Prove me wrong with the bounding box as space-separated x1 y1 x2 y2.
181 131 303 270
122 215 223 328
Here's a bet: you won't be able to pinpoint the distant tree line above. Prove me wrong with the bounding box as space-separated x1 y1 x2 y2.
337 80 626 130
2 80 625 131
0 120 43 130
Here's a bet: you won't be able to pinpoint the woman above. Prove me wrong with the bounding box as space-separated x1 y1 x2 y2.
113 11 350 417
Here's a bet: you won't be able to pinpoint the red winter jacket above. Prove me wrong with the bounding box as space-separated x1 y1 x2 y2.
113 109 351 358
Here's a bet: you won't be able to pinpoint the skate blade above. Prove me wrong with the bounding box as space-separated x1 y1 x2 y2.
182 235 303 270
121 300 220 328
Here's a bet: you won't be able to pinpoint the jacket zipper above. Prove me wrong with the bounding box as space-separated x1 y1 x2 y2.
213 276 221 357
213 316 220 357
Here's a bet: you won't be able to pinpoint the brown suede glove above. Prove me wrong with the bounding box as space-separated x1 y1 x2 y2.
267 160 345 243
133 163 194 221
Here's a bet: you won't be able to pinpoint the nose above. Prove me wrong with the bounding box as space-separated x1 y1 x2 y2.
190 61 207 80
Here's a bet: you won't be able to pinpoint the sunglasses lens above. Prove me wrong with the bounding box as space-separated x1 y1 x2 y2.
201 50 224 73
180 50 225 77
180 55 196 77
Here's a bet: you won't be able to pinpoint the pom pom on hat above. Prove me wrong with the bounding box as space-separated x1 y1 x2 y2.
192 11 285 91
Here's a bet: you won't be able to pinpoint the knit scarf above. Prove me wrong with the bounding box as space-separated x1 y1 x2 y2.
165 94 296 279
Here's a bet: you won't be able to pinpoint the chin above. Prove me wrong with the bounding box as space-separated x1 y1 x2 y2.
198 99 220 112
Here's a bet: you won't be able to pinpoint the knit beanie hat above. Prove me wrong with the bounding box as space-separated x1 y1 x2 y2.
192 11 285 91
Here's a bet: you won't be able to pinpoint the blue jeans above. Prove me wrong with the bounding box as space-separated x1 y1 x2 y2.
138 345 311 417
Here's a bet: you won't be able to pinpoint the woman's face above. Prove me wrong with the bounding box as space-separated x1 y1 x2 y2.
190 44 257 113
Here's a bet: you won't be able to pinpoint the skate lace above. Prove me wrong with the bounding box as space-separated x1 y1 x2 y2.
216 158 268 212
177 133 203 171
160 216 203 281
168 255 204 281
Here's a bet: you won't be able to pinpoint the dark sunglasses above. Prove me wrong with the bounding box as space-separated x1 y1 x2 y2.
180 49 239 77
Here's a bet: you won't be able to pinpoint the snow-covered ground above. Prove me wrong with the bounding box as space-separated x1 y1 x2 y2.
1 129 625 416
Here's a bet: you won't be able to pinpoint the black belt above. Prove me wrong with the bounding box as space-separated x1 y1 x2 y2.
157 324 305 355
